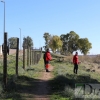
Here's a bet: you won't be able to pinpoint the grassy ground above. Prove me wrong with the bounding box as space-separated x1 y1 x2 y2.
0 54 44 100
49 56 100 100
0 53 100 100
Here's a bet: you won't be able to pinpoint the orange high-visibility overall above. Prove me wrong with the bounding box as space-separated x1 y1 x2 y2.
45 51 52 70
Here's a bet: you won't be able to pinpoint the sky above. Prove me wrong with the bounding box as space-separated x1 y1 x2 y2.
0 0 100 54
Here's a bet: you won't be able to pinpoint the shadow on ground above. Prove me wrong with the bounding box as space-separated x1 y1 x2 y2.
0 72 100 100
49 74 100 100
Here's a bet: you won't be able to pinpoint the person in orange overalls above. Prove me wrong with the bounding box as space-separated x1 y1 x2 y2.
73 52 80 74
45 48 52 72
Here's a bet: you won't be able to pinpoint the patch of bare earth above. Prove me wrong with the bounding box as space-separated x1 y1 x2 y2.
33 65 53 100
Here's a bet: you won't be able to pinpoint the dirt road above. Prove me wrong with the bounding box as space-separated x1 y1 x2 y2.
34 65 53 100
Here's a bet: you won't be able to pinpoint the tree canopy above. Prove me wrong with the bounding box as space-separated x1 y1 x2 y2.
23 36 33 48
78 38 92 55
43 31 92 55
8 37 17 49
60 31 79 55
43 33 51 50
49 35 63 53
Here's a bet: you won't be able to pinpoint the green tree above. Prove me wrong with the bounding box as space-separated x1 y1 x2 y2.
78 38 92 55
60 31 79 55
8 37 17 49
23 36 33 48
49 35 63 53
60 34 68 55
43 33 51 50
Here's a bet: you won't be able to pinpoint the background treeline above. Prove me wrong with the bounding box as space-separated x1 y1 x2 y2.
8 36 33 49
43 31 92 55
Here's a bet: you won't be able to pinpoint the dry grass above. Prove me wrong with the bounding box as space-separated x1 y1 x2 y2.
63 55 100 74
64 55 100 63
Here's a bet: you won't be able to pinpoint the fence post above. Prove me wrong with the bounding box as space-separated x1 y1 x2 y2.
34 51 36 64
3 32 7 89
35 53 37 64
36 54 38 64
30 47 31 66
40 47 42 57
37 54 39 63
27 47 29 67
16 38 19 76
23 46 25 69
32 50 33 65
33 50 35 65
38 48 41 62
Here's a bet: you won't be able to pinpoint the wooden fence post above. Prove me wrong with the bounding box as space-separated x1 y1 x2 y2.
23 46 25 69
40 47 42 58
36 54 38 63
39 51 42 60
34 51 36 64
16 38 19 76
32 50 34 65
30 48 31 66
33 50 34 65
37 54 39 63
27 47 29 67
3 32 7 89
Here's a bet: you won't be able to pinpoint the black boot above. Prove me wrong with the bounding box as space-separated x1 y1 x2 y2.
46 69 50 72
46 69 48 72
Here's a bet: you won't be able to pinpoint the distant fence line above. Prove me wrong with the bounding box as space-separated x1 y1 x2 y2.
23 47 42 69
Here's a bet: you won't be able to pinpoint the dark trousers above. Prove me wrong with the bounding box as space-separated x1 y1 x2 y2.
44 60 46 69
45 61 50 72
44 60 49 69
74 64 78 74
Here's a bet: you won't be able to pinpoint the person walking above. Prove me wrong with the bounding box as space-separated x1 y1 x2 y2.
45 48 52 72
73 52 80 74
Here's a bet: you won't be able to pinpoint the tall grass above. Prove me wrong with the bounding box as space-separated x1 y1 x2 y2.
0 53 44 100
